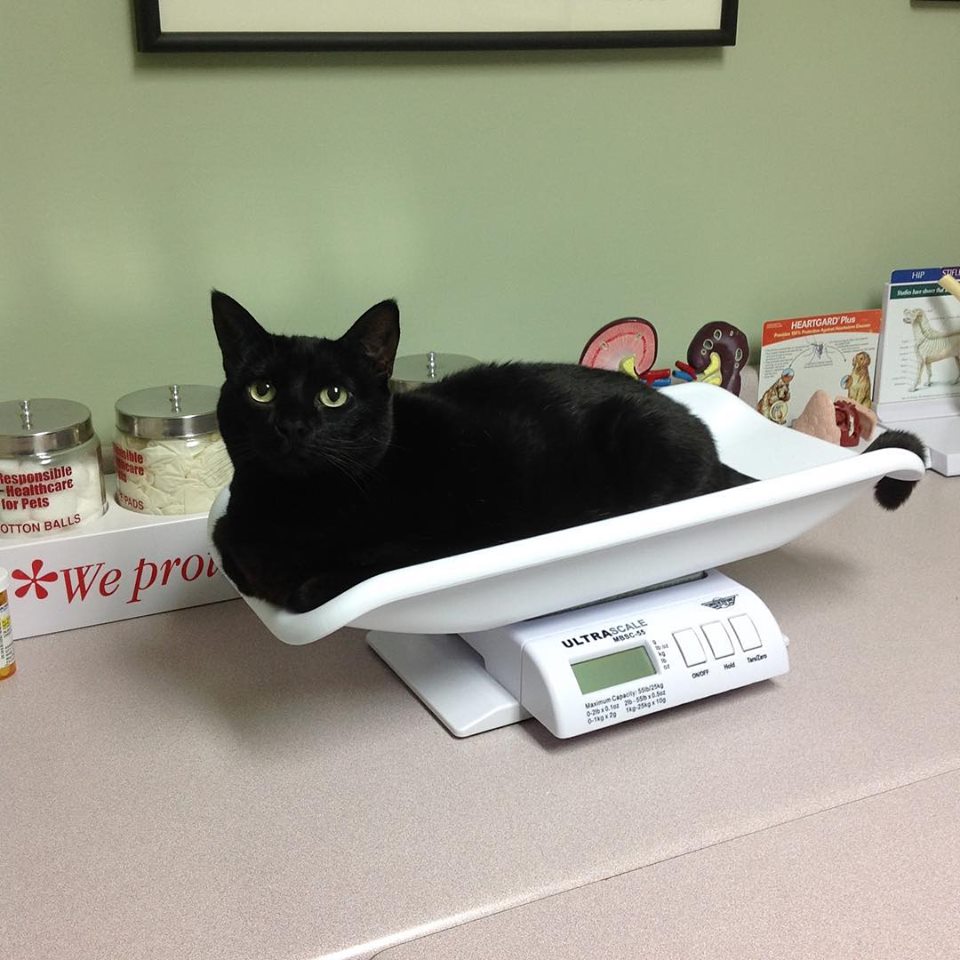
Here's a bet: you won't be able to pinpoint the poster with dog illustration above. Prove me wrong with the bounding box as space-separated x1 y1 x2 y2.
875 266 960 475
876 267 960 409
756 311 881 427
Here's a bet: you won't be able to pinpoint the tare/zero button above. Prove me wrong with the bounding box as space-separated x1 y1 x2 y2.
672 628 706 667
729 614 763 651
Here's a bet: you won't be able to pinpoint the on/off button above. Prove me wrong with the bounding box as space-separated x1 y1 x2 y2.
672 628 706 667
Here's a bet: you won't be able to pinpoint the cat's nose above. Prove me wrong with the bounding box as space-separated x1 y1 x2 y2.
276 422 309 443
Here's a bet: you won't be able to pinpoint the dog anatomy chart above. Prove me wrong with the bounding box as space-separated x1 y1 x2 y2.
877 267 960 406
756 311 881 426
875 266 960 476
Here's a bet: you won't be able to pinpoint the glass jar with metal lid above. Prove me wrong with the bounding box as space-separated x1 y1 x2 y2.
113 384 233 516
390 351 478 393
0 398 107 539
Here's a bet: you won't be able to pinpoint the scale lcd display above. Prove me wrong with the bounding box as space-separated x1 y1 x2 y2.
571 645 657 695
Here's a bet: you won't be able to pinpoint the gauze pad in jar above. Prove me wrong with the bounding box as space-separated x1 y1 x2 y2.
114 384 233 516
0 398 107 539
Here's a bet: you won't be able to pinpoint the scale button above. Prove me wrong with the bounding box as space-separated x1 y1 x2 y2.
701 621 735 658
673 629 706 667
729 614 762 651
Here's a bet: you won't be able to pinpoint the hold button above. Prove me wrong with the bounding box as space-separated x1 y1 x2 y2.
701 621 734 658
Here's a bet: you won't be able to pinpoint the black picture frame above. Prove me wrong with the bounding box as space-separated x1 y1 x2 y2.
134 0 739 52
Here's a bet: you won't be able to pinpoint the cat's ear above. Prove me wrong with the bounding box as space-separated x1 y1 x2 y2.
211 290 269 374
342 299 400 380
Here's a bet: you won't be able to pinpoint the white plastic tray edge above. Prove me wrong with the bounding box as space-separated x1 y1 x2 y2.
207 384 925 645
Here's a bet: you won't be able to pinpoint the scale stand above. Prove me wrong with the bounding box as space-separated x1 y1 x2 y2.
367 631 531 736
367 570 790 739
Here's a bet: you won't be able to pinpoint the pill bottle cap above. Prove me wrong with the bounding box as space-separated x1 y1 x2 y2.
115 384 221 440
0 398 96 456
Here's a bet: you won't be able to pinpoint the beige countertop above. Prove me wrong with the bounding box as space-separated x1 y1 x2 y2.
3 474 958 960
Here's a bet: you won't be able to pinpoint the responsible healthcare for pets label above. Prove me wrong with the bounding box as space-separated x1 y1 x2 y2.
756 311 882 427
876 267 960 408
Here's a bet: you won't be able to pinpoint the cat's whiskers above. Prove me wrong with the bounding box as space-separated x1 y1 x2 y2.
318 447 374 494
222 436 257 468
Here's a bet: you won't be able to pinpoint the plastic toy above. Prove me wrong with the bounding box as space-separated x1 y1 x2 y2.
792 390 877 447
685 323 750 394
639 368 672 387
580 318 658 380
834 400 862 447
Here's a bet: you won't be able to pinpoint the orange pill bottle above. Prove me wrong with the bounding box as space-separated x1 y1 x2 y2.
0 567 15 680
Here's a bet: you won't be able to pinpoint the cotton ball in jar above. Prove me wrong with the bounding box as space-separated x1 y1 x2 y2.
0 399 107 539
28 479 80 525
0 458 26 526
73 451 108 520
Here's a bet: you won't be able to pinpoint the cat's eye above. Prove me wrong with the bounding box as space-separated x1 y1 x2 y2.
316 385 349 409
248 381 276 404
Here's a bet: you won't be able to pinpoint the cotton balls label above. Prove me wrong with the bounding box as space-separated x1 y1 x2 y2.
0 455 105 536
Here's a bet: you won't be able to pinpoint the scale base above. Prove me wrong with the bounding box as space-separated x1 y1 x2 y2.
368 569 790 739
367 631 529 737
368 573 711 737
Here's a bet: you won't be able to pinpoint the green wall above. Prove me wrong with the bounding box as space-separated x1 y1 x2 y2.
2 1 959 442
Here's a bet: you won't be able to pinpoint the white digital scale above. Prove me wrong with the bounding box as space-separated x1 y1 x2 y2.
367 570 788 738
208 383 924 740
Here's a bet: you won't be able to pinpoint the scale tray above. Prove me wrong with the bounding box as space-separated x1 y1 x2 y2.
207 383 924 645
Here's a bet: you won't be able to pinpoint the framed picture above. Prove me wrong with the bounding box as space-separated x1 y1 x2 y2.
134 0 739 52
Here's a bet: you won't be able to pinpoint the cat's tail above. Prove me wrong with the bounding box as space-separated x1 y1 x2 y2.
717 429 924 509
866 429 926 510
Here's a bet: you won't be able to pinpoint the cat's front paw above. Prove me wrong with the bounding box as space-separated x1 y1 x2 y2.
212 517 256 597
219 552 254 597
286 576 340 614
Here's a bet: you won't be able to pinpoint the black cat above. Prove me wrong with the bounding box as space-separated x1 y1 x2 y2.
210 292 922 613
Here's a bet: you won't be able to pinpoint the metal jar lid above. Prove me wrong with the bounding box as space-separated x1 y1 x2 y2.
390 351 477 393
0 398 96 457
115 384 221 440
